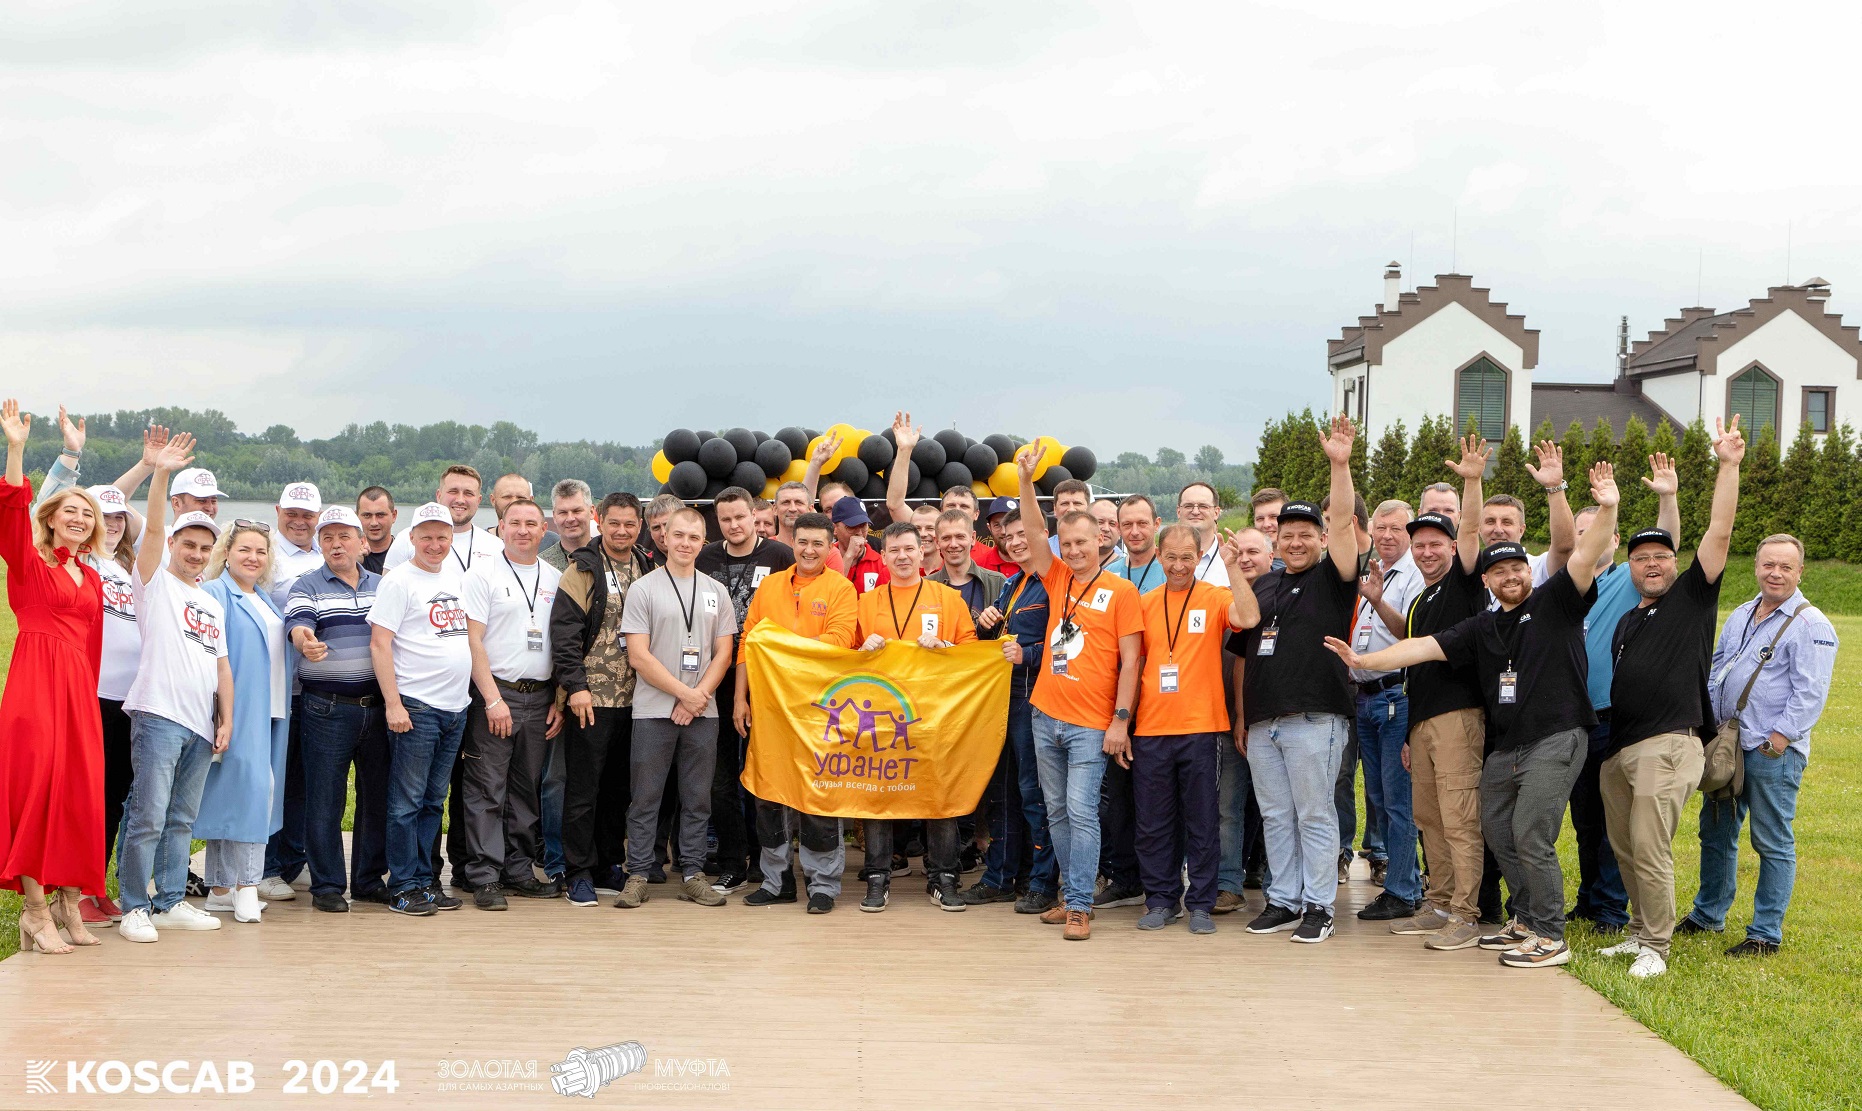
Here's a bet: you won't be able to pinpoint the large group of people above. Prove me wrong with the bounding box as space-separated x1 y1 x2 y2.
0 404 1836 972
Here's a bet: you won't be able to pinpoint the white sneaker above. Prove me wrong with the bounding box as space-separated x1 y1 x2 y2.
233 886 264 923
1627 948 1668 979
203 890 238 913
257 876 296 901
150 901 222 931
1598 938 1645 958
119 908 158 943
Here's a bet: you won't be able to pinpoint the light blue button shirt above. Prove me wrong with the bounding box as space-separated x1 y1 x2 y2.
1711 590 1838 761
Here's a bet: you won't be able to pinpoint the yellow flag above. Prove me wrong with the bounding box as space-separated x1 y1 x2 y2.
740 623 1010 819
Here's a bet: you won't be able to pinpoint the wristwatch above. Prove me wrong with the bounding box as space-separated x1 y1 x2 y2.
1113 707 1132 722
1542 481 1568 494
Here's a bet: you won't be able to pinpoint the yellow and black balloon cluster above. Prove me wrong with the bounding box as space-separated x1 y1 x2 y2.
650 424 1097 502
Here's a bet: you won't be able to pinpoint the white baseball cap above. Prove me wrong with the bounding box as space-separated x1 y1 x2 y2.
278 482 323 512
315 506 363 534
172 468 225 499
171 511 223 538
87 485 129 515
410 502 453 527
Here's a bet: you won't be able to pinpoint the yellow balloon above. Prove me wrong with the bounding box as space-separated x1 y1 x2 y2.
651 451 673 484
971 479 992 500
782 459 809 483
805 435 824 465
762 477 782 500
827 423 858 468
988 461 1020 497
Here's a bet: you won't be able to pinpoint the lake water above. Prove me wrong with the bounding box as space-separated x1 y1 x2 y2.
218 501 500 530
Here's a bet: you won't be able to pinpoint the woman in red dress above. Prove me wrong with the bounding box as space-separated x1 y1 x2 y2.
0 398 106 953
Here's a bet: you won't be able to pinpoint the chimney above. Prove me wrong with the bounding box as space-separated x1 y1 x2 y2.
1614 315 1633 394
1802 277 1831 303
1383 261 1402 311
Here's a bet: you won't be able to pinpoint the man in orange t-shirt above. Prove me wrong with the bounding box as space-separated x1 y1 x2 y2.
1132 524 1258 935
733 512 858 914
852 522 977 914
1010 448 1142 941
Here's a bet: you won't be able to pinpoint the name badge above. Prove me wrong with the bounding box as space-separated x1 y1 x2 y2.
1498 670 1518 704
1050 651 1069 676
680 647 701 673
863 572 878 592
526 627 545 653
752 566 771 586
1257 627 1278 657
1188 610 1206 634
606 572 622 595
1355 625 1373 652
1092 587 1113 611
703 592 718 613
921 613 939 638
1159 664 1179 693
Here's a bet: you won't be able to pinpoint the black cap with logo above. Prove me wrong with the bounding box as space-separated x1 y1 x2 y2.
1406 512 1456 540
1477 541 1531 573
1276 501 1324 528
1625 527 1676 554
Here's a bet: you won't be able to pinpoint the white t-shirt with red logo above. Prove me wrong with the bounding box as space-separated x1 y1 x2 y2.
93 557 142 702
123 564 229 741
368 560 473 712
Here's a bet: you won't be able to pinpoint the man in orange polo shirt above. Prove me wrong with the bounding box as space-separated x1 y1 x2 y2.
1132 524 1258 936
733 512 858 914
854 521 977 913
1012 447 1143 941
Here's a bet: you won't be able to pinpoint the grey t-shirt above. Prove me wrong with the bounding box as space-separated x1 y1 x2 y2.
618 567 738 719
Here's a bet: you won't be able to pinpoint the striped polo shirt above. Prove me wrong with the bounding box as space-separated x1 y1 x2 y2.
285 563 383 697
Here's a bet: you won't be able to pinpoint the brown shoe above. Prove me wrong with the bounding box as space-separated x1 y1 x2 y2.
1040 902 1070 925
612 875 649 909
1212 890 1246 915
1063 909 1092 941
679 875 725 907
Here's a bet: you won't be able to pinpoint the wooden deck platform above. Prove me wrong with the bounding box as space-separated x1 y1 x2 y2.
0 862 1752 1109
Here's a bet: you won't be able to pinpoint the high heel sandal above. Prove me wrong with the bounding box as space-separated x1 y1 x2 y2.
18 898 74 954
50 888 101 946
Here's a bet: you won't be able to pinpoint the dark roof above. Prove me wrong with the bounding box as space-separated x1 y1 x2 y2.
1328 273 1539 370
1529 382 1676 434
1629 310 1732 373
1625 286 1862 377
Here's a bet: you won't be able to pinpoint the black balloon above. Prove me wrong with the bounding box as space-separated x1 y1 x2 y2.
906 461 922 491
859 475 888 500
774 427 809 458
751 430 768 443
697 436 737 479
702 477 726 500
728 460 766 493
982 434 1014 460
695 430 716 444
804 428 821 441
723 427 758 460
1035 465 1072 496
668 460 707 498
933 429 967 459
664 428 702 464
912 477 940 500
962 442 998 477
910 438 946 474
857 434 894 474
657 482 673 496
829 457 869 491
753 438 792 478
936 461 972 492
1061 445 1097 481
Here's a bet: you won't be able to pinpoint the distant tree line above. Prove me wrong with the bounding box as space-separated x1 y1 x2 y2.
1250 408 1860 558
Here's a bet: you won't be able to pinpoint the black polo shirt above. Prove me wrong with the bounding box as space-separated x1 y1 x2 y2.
1404 560 1487 722
1605 559 1721 758
697 538 795 654
1434 568 1597 751
1230 552 1358 727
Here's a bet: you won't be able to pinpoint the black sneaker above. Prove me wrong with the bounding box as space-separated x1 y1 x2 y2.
1356 891 1421 921
1243 868 1264 890
312 892 349 913
1291 907 1335 944
889 853 910 877
567 878 598 907
959 844 985 875
1093 882 1144 910
426 884 462 911
451 876 478 894
474 883 507 911
960 881 1017 905
187 870 210 898
354 887 392 906
860 875 889 913
711 870 748 894
1246 903 1302 934
389 889 437 917
1676 916 1720 936
507 876 561 899
807 892 834 915
929 875 966 912
743 884 798 907
1726 938 1780 957
1015 889 1058 915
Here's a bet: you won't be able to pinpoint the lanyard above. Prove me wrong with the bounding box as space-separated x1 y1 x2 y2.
599 546 633 595
503 554 541 620
1355 567 1399 632
1196 544 1219 580
1059 567 1106 634
1162 581 1198 663
669 571 699 643
887 581 927 640
452 530 475 573
1124 557 1161 593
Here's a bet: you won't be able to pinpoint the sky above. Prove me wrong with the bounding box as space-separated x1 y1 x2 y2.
5 0 1861 460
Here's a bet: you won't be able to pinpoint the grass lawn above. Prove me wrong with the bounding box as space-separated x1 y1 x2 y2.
0 567 1855 1109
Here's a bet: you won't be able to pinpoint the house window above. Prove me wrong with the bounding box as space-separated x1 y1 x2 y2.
1343 379 1356 421
1803 388 1834 435
1728 366 1780 434
1456 358 1507 441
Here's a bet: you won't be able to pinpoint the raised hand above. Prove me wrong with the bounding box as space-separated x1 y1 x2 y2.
57 406 85 455
1526 440 1565 487
891 410 920 454
1712 414 1747 465
1322 635 1365 671
810 432 842 467
1321 413 1355 465
1015 444 1040 480
1589 460 1619 508
1359 556 1386 604
0 399 30 448
1643 451 1678 495
1444 432 1489 479
140 424 171 468
1217 527 1244 566
153 431 196 473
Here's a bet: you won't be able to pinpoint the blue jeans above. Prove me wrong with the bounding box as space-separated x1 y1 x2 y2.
1689 747 1806 945
116 712 215 915
538 731 566 878
264 694 307 882
982 672 1056 896
298 692 391 898
385 699 467 895
1249 712 1347 914
1032 707 1108 911
1217 735 1258 895
1336 724 1384 863
1357 687 1418 901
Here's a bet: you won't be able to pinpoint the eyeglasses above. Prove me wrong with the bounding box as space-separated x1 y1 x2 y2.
231 519 274 533
1178 502 1216 512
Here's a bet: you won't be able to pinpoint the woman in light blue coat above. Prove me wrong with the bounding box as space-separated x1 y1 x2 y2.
195 522 294 924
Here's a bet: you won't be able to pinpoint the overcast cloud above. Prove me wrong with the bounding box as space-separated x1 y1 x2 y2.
4 0 1859 456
